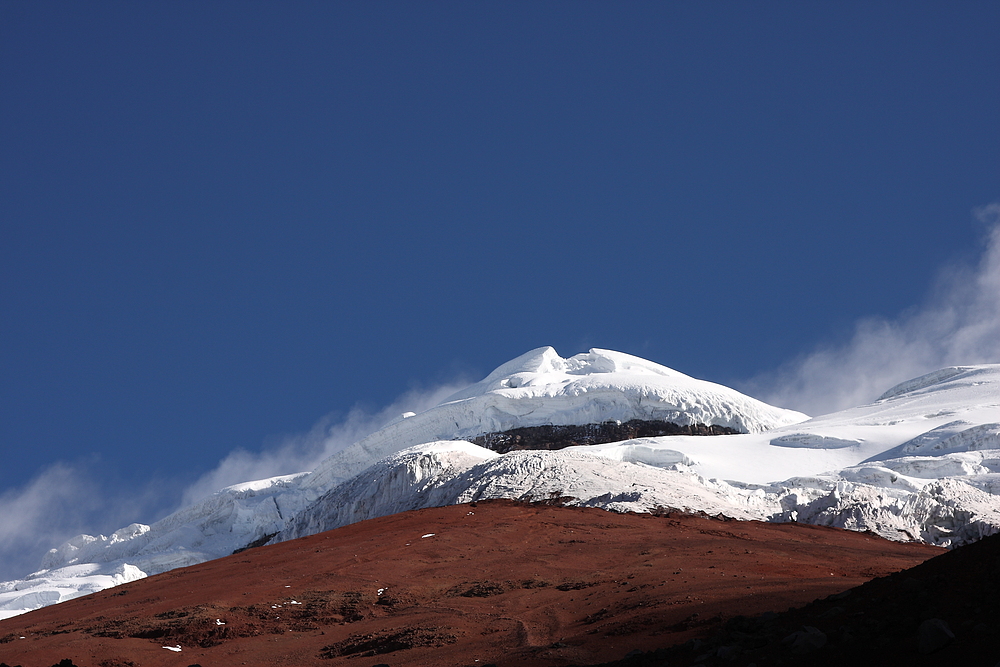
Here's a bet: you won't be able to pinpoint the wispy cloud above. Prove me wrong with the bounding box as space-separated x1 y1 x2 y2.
0 463 101 581
0 460 175 582
0 381 471 582
745 205 1000 416
178 381 471 506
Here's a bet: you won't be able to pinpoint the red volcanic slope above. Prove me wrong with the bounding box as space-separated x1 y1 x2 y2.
0 501 943 667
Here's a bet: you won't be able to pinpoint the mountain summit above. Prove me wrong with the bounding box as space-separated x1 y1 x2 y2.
300 347 809 492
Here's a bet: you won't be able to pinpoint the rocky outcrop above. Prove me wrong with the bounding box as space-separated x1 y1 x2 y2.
471 419 740 454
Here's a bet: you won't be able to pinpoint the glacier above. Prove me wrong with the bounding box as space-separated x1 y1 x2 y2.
3 347 1000 619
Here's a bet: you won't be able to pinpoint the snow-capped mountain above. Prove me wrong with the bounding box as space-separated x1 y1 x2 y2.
274 364 1000 547
297 347 809 494
3 347 999 620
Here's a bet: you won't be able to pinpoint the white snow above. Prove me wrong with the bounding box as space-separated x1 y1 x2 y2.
0 561 146 621
3 349 1000 620
299 347 809 492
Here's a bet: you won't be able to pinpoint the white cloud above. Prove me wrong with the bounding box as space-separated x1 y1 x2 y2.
745 206 1000 416
178 381 471 506
0 463 101 581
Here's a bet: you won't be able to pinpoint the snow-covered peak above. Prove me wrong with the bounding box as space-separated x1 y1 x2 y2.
446 347 684 401
435 346 810 436
301 347 809 491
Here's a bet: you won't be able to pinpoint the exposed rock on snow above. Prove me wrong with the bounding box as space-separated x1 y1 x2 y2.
471 419 740 454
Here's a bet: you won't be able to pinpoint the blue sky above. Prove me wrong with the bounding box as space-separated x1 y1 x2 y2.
1 1 998 579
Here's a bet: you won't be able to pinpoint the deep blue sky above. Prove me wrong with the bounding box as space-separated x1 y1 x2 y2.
1 1 998 570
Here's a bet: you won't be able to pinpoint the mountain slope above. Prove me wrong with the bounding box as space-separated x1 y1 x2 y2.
3 349 999 621
2 347 804 619
0 501 944 667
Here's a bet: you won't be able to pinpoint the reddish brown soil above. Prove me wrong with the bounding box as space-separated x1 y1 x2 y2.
0 500 943 667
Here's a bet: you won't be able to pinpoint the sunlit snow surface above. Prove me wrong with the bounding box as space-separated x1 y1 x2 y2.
3 348 1000 619
299 347 809 493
